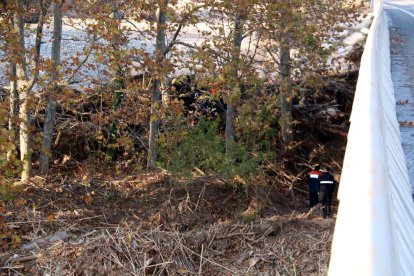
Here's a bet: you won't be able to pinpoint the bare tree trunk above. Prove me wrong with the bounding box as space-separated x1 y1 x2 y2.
225 11 245 155
147 79 162 167
279 42 293 146
157 0 169 107
7 64 18 161
107 0 126 160
14 0 48 181
19 85 31 181
40 1 63 173
109 1 124 84
147 0 168 167
13 5 31 181
112 1 124 82
225 102 235 151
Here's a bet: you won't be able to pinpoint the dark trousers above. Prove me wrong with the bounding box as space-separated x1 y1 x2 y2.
319 191 333 218
309 192 319 209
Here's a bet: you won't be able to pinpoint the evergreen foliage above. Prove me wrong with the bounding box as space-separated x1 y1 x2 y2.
159 120 263 180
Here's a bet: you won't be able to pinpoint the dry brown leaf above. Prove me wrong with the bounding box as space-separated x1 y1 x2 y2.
14 198 27 208
248 257 260 268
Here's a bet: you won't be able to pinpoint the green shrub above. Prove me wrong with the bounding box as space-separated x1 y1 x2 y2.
159 120 263 180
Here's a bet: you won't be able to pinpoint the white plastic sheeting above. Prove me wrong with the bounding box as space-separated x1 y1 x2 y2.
328 2 414 276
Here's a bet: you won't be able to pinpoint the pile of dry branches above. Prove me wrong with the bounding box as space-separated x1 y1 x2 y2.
1 215 334 275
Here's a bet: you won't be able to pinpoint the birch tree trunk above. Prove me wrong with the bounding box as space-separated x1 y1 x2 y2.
279 42 293 146
40 0 63 173
147 0 168 167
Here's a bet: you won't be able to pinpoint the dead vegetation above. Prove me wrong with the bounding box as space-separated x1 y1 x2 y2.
1 216 334 275
0 56 357 276
0 151 339 275
0 75 352 274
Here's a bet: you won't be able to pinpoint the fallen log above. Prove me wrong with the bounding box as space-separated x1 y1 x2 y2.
319 123 349 138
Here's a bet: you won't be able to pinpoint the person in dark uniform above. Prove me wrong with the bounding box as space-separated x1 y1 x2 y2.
307 165 322 209
318 166 337 218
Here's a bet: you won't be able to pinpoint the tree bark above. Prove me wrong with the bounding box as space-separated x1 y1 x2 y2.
14 0 48 180
279 42 293 146
40 0 63 173
13 4 31 181
147 0 168 168
156 0 169 107
225 102 235 152
7 64 18 161
147 79 162 168
225 10 246 155
106 1 126 160
18 87 31 181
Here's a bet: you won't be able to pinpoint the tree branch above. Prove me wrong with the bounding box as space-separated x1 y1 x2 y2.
163 3 208 56
28 0 52 91
59 33 100 86
60 48 93 86
170 40 199 50
163 21 183 56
